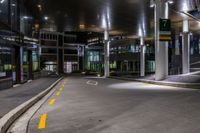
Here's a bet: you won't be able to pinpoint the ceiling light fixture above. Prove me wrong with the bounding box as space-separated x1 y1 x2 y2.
168 0 174 4
150 0 155 8
23 16 29 19
44 16 49 20
0 0 5 3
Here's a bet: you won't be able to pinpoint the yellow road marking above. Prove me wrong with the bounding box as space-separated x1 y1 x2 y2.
49 98 56 105
38 114 47 129
59 88 63 91
56 91 61 96
62 84 65 87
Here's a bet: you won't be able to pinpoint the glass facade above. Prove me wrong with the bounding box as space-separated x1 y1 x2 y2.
0 0 18 31
0 0 9 24
44 62 57 72
32 51 39 72
22 49 28 81
10 0 18 31
87 51 100 62
109 40 155 75
0 0 40 86
0 38 12 79
86 51 102 72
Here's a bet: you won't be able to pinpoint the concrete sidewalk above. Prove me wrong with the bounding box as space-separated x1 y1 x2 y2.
110 73 200 89
0 77 60 118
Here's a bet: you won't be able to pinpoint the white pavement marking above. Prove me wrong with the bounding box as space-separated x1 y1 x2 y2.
13 84 21 88
86 80 98 86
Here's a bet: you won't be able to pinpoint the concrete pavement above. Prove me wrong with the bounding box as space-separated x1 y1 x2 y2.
9 76 200 133
110 73 200 89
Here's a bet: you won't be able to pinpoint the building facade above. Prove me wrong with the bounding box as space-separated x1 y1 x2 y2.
109 38 155 75
40 31 81 74
0 0 40 89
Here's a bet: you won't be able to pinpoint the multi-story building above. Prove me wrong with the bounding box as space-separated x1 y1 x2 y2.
39 31 81 74
109 38 155 75
0 0 40 89
65 31 104 72
40 30 200 77
40 31 105 74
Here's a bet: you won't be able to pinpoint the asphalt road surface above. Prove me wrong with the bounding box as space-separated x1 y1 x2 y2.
0 77 59 118
14 76 200 133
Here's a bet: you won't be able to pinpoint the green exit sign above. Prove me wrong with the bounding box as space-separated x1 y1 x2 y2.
160 19 171 32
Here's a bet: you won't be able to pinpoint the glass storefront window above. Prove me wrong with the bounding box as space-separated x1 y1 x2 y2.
0 39 12 78
110 61 117 69
86 51 102 72
32 51 39 72
87 51 100 62
129 44 140 53
22 50 28 81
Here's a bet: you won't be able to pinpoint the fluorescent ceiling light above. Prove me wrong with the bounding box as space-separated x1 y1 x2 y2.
0 0 5 4
168 0 174 4
150 0 155 8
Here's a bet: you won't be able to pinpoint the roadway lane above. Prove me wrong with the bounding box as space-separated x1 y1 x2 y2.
27 76 200 133
0 77 59 118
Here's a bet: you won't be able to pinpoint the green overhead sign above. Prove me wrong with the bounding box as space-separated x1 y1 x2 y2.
159 19 171 41
160 19 171 32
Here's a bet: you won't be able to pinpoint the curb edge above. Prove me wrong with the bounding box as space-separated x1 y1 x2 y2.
109 76 200 89
0 77 63 133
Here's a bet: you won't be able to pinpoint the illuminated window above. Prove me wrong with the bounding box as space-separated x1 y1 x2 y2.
0 39 12 78
32 51 39 72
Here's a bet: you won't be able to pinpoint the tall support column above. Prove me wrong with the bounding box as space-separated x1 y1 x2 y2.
175 28 180 55
154 0 169 80
104 30 110 77
140 37 145 77
182 20 190 74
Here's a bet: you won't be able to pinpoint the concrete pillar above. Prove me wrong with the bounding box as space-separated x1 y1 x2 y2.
154 0 169 80
104 30 110 77
77 45 80 71
20 47 24 82
182 20 190 74
175 29 180 55
126 61 129 72
140 37 145 77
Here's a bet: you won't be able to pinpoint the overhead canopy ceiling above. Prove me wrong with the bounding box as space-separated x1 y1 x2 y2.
41 0 200 36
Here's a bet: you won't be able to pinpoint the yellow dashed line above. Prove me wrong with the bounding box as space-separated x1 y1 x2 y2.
49 98 56 105
59 88 63 91
56 91 61 96
62 84 65 87
38 114 47 129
